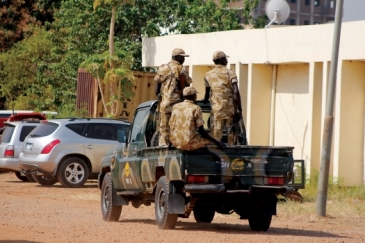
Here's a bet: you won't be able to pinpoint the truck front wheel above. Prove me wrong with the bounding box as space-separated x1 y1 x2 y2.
101 172 122 222
155 176 178 229
248 214 272 231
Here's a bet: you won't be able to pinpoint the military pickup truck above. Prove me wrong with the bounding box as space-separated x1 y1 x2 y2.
98 100 304 231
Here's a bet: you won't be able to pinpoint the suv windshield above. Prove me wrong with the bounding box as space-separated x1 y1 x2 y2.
29 122 59 137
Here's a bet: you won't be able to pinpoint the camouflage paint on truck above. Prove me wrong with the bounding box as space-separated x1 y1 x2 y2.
98 100 303 231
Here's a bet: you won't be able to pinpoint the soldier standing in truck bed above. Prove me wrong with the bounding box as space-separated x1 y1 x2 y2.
154 48 192 146
203 51 242 145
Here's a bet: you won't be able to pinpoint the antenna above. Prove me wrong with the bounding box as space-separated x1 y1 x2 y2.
265 0 290 28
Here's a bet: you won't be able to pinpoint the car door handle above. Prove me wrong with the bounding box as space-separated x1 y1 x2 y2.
86 145 94 149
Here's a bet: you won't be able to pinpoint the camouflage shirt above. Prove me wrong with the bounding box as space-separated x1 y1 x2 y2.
169 100 207 150
154 60 192 113
204 65 238 119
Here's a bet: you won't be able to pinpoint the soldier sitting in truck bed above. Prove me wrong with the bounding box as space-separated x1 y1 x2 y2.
169 87 226 151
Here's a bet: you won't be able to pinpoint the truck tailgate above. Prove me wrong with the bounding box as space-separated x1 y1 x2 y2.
183 145 294 178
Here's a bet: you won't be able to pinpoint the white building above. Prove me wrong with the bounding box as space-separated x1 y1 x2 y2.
142 20 365 186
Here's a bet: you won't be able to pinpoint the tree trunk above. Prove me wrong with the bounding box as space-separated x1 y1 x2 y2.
109 6 116 59
109 6 116 117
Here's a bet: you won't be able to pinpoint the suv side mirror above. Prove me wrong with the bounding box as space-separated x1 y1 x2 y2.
117 130 126 143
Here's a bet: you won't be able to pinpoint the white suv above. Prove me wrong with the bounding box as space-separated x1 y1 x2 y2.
0 121 42 182
19 118 130 187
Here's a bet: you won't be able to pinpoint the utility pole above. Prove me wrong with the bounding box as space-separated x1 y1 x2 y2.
316 0 344 216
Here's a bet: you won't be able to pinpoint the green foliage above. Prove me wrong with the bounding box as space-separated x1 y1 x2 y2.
57 104 90 118
0 26 76 112
241 0 268 28
0 0 265 114
0 0 62 51
162 0 243 34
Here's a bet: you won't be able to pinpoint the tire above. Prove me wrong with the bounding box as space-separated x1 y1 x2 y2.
14 171 29 182
32 174 58 186
57 157 89 188
101 172 122 222
248 214 272 232
155 176 178 229
26 174 36 182
193 204 215 223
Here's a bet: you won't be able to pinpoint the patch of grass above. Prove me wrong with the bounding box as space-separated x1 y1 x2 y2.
300 170 365 203
278 170 365 221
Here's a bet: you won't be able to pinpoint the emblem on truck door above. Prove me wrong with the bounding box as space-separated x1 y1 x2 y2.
230 158 245 172
125 162 130 177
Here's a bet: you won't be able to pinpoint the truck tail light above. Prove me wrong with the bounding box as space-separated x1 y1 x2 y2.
4 145 15 158
41 139 61 154
187 175 208 183
268 177 284 185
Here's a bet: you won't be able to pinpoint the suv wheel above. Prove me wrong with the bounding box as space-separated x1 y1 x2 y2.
14 171 30 182
57 157 89 188
32 174 58 186
26 174 36 182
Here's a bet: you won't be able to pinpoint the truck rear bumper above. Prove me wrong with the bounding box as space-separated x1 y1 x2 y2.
185 184 293 194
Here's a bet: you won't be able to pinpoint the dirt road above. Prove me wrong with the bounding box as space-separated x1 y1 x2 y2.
0 172 364 243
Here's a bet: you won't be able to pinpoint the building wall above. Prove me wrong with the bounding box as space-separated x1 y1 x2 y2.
142 21 365 185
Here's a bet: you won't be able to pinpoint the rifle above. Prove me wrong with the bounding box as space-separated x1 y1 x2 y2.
176 73 186 100
227 115 248 145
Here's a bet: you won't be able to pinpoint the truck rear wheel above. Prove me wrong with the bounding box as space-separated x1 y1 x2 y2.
101 172 122 222
155 176 178 229
193 204 215 223
248 214 272 231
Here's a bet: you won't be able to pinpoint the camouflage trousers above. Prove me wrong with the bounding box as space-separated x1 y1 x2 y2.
210 117 234 145
159 112 171 146
177 134 210 151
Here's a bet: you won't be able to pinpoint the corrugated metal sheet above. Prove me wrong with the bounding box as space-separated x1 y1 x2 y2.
76 68 96 117
76 69 156 121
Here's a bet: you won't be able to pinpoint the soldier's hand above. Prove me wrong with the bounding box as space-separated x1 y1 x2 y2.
216 141 226 149
233 111 242 123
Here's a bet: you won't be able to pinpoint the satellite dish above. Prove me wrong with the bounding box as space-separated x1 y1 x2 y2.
265 0 290 28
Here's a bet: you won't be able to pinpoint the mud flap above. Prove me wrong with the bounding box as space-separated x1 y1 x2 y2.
167 194 185 214
112 186 129 206
262 195 277 215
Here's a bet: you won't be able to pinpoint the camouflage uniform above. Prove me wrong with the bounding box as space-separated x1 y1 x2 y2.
169 99 210 151
154 52 192 146
204 63 238 145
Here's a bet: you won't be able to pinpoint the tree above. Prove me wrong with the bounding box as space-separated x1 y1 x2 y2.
0 26 77 112
0 27 54 110
0 0 62 52
93 0 134 58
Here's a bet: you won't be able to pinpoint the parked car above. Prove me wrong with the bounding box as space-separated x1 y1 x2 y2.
0 111 48 128
0 120 44 182
19 118 130 187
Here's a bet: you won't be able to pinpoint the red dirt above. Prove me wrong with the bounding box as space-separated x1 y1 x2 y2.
0 172 364 243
